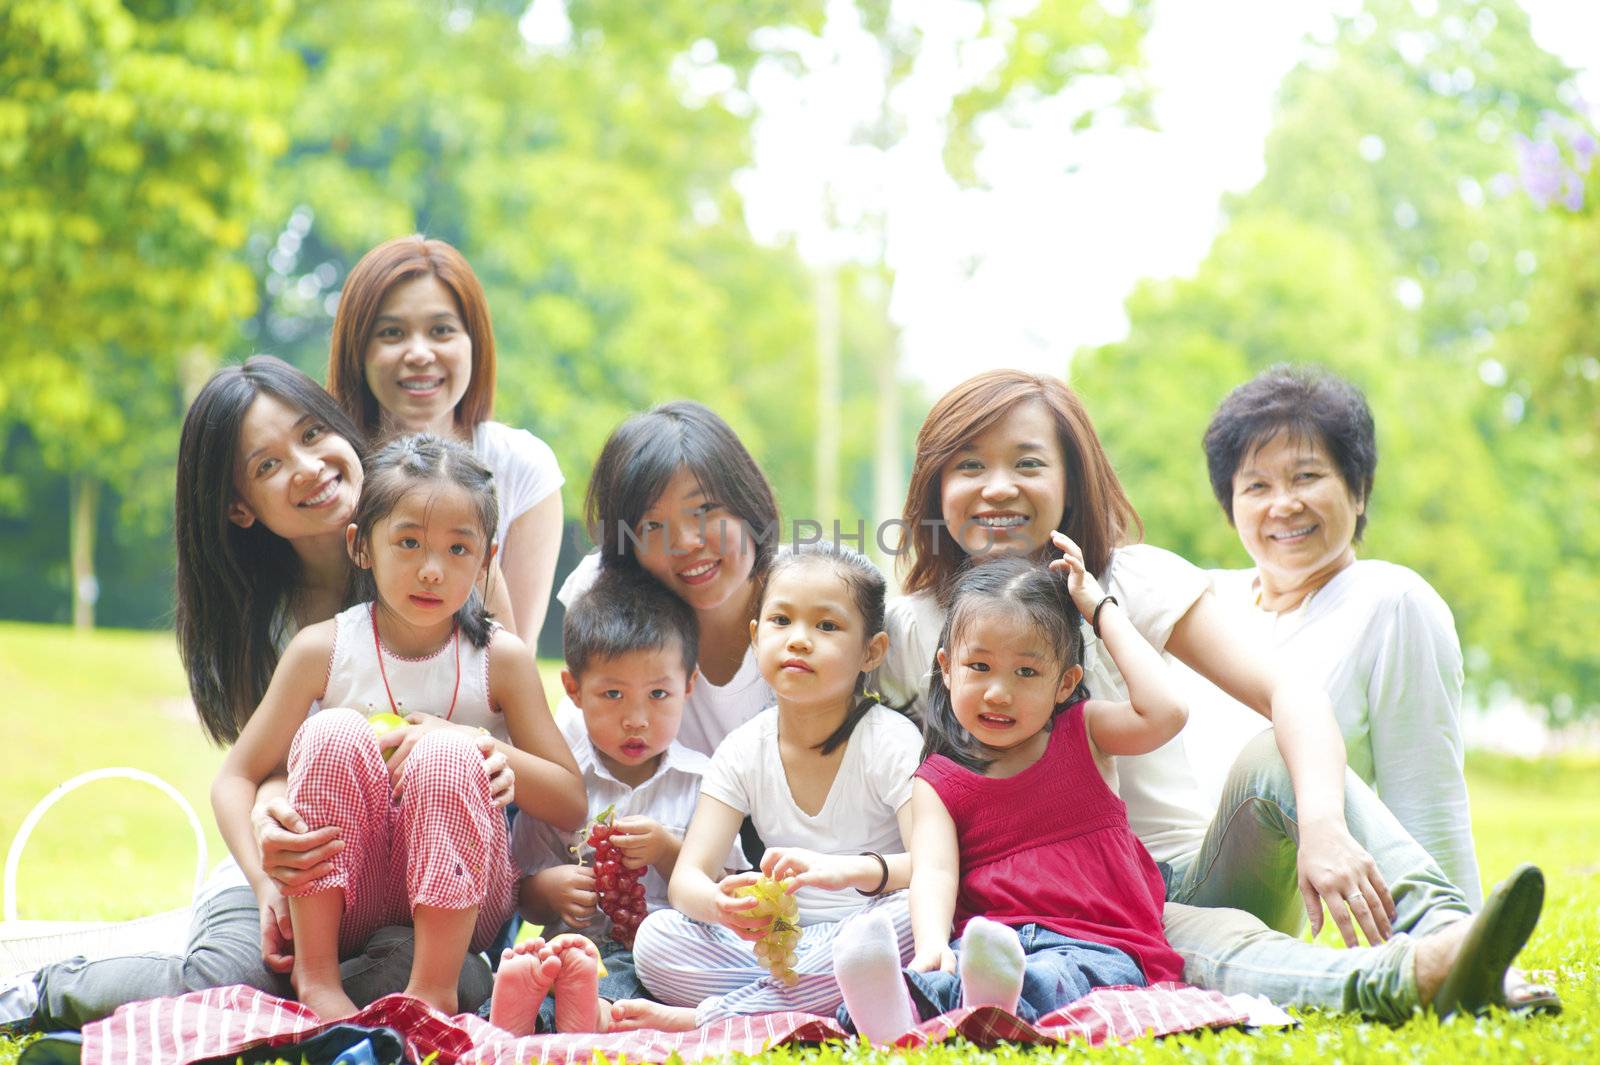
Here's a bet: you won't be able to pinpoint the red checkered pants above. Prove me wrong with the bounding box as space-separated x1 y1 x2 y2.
286 707 516 956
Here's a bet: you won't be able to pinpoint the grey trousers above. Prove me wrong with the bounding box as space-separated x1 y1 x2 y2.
32 885 492 1030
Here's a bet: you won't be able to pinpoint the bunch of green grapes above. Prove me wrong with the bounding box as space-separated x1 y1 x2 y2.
738 876 801 986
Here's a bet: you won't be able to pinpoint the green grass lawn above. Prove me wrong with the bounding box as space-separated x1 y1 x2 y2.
2 621 1595 1062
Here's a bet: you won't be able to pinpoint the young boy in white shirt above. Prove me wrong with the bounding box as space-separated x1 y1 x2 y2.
488 568 746 1034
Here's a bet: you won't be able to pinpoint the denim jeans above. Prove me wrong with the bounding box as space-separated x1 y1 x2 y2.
1159 729 1474 1021
32 885 492 1029
835 924 1145 1031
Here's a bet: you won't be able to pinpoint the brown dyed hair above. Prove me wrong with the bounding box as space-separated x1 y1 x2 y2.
900 369 1142 601
327 235 496 438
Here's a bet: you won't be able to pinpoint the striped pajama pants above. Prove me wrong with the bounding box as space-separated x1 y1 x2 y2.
632 891 913 1025
286 707 517 957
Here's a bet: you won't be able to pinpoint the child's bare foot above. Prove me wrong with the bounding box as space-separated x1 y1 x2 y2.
295 981 360 1022
608 999 698 1032
489 939 561 1036
546 934 604 1032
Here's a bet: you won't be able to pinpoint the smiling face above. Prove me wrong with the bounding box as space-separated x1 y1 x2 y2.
352 481 492 642
362 273 474 437
565 646 694 787
751 562 886 713
938 400 1069 561
632 466 757 614
937 608 1081 768
1230 430 1362 598
230 393 362 541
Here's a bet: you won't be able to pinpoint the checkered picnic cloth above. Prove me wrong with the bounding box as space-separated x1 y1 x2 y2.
83 984 1247 1064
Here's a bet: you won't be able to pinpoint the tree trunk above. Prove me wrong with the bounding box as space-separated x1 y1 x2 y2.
70 472 99 630
814 264 840 522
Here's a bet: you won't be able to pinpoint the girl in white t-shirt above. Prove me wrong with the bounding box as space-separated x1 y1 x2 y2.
613 543 921 1031
327 235 564 641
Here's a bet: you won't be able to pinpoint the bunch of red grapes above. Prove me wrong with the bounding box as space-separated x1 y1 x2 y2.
586 812 647 948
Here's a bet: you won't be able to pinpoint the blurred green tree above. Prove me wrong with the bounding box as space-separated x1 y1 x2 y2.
0 0 295 627
1075 0 1597 718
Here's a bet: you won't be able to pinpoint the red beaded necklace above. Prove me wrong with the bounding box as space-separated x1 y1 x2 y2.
370 603 461 721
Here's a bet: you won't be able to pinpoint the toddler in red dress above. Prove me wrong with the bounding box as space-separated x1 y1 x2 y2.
836 546 1189 1042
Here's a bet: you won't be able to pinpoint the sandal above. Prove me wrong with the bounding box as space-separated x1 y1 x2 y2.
1431 864 1544 1019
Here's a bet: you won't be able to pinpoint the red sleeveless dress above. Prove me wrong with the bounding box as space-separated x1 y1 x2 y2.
915 700 1184 983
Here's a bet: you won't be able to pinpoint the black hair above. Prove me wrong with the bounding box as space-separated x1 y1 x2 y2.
349 433 499 648
584 401 779 579
175 355 367 746
1202 365 1378 542
920 556 1090 772
563 567 700 679
757 541 896 755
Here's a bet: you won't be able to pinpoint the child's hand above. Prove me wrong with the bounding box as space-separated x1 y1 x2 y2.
385 713 513 805
534 865 601 929
609 816 674 871
908 945 956 974
762 847 867 894
252 795 343 891
257 888 294 973
1048 530 1109 617
712 871 770 941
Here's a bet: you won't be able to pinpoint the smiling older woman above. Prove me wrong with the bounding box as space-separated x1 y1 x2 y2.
1201 365 1481 905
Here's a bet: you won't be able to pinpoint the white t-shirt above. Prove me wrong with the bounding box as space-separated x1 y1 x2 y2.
511 702 749 941
471 420 564 558
699 705 920 925
873 544 1212 864
557 551 774 756
1199 560 1481 906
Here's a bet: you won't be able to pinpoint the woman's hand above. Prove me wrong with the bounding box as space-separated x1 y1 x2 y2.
384 713 513 805
1297 817 1396 947
711 871 770 941
908 945 956 973
258 888 294 973
252 795 342 892
1048 530 1110 618
761 847 876 893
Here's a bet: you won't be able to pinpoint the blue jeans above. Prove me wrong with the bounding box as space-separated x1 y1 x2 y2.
1160 729 1473 1021
838 924 1145 1029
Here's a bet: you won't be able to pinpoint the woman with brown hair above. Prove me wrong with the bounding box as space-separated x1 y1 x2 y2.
874 368 1545 1021
327 235 564 642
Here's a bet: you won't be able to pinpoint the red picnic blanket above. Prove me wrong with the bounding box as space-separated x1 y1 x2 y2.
83 984 1248 1064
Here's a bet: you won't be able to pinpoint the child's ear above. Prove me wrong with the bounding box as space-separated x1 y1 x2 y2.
483 540 498 571
1055 663 1085 704
683 667 699 698
345 523 370 568
935 647 951 689
560 669 581 703
227 500 256 529
748 618 758 645
862 630 889 674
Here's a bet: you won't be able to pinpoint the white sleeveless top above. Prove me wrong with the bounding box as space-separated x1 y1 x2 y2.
322 602 505 742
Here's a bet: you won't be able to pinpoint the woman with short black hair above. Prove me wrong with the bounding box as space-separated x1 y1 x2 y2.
1201 365 1478 905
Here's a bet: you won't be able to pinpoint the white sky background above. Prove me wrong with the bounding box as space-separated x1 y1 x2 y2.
729 0 1600 393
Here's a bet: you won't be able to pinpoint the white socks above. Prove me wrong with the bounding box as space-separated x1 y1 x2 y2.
958 917 1025 1013
834 911 917 1044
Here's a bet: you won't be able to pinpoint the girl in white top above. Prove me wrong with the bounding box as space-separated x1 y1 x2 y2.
617 543 922 1032
561 401 780 756
327 235 564 641
213 435 585 1022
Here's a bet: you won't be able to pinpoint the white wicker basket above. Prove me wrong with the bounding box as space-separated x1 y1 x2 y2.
1 768 208 978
